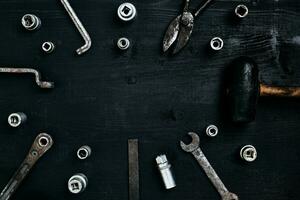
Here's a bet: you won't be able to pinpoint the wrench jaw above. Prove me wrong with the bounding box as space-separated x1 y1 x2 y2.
222 192 239 200
180 132 200 152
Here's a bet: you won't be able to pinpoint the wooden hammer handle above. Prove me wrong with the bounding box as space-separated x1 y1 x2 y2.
260 84 300 97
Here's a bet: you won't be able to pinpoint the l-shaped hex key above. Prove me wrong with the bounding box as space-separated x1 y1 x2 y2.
0 68 54 89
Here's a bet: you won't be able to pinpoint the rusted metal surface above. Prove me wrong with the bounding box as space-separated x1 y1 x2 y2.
260 84 300 97
128 139 139 200
180 132 238 200
0 133 53 200
162 0 214 54
0 68 54 89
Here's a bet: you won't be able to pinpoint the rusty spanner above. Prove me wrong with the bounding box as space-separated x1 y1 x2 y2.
180 132 238 200
0 133 53 200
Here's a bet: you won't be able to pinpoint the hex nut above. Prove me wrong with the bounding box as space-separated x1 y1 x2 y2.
117 3 137 21
42 42 55 53
77 145 92 160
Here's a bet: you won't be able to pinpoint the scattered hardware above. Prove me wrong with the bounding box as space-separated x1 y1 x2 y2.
210 37 223 51
156 154 176 189
240 145 257 162
77 145 92 160
117 37 130 50
42 42 55 53
206 125 218 137
163 0 215 54
8 112 27 128
117 3 137 22
0 67 54 89
21 14 41 31
0 133 53 200
128 139 139 200
180 132 238 200
68 173 88 194
60 0 92 55
226 57 300 123
235 5 248 18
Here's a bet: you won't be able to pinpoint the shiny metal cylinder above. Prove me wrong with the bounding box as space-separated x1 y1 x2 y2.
21 14 41 31
156 154 176 189
68 173 88 194
8 112 27 127
77 145 92 160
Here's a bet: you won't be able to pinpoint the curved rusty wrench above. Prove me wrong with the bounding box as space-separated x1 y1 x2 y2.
180 132 238 200
60 0 92 55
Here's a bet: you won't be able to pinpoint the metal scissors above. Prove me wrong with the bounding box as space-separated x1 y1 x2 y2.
163 0 215 54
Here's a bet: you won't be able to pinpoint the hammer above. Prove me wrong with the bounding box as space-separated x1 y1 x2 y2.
226 57 300 123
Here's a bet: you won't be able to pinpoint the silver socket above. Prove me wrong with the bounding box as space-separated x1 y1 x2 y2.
117 3 137 22
210 37 224 51
156 154 176 189
235 4 248 18
42 42 55 53
117 37 130 50
8 112 27 128
68 173 88 194
240 145 257 162
77 145 92 160
206 125 218 137
21 14 41 31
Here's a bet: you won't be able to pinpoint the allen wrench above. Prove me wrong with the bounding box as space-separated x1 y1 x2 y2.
60 0 92 55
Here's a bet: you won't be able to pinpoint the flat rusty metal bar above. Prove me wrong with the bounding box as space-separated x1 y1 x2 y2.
128 139 139 200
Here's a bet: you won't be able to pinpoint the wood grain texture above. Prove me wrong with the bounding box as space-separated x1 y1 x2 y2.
0 0 299 200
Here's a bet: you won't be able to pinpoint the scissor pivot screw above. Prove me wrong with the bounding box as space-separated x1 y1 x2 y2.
117 3 137 21
210 37 224 51
235 5 248 18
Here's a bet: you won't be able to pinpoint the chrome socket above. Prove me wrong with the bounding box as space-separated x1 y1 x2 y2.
117 3 137 22
68 173 88 194
42 42 55 53
235 5 248 18
210 37 224 51
156 154 176 189
8 112 27 128
117 37 130 50
240 145 257 162
77 145 92 160
21 14 41 31
206 125 218 137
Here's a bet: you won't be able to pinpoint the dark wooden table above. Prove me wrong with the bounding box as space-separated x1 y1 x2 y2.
0 0 299 199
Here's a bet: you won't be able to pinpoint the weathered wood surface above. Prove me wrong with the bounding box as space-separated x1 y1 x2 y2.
0 0 299 199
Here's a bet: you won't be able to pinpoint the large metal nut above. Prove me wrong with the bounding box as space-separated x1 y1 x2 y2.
21 14 41 31
117 3 137 21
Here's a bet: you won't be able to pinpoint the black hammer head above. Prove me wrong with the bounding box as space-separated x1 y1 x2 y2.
226 57 260 123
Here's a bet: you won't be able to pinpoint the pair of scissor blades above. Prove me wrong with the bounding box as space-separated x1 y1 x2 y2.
163 0 215 54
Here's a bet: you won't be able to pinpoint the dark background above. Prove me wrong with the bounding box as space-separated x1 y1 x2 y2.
0 0 299 199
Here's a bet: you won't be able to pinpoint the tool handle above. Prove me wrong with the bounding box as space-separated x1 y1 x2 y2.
192 148 228 196
260 84 300 97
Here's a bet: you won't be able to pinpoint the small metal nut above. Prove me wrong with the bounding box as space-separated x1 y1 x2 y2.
8 112 27 128
240 145 257 162
42 42 55 53
68 173 88 194
117 3 137 21
21 14 41 31
156 154 176 189
206 125 218 137
117 37 130 50
210 37 223 51
77 145 92 160
235 5 248 18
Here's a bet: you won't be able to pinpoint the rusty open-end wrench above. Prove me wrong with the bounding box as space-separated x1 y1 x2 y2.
60 0 92 55
180 132 238 200
0 133 53 200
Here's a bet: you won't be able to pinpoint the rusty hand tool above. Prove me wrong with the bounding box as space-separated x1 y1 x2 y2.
226 57 300 123
0 133 53 200
60 0 92 55
0 68 54 89
163 0 215 54
180 132 238 200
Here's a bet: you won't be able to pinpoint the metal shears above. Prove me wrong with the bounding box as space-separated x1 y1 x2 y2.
162 0 215 54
